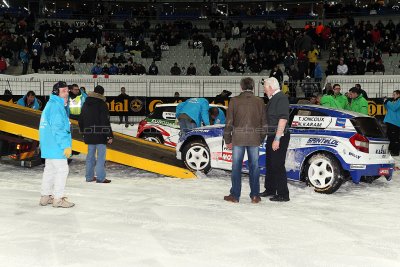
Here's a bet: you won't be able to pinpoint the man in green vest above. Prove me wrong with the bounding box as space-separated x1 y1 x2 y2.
348 87 369 115
68 83 87 120
318 89 338 108
332 83 349 110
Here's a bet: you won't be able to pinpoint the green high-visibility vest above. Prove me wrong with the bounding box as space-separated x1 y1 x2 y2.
69 95 83 115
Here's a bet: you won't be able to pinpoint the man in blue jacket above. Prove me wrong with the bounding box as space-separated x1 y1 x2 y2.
384 90 400 156
175 98 210 134
39 81 74 208
17 90 40 109
209 107 226 125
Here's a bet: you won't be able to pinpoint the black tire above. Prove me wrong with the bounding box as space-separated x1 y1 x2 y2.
305 153 344 194
141 133 164 144
182 141 211 174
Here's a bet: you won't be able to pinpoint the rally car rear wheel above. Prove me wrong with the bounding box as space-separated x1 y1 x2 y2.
182 141 211 174
306 153 344 194
142 134 163 144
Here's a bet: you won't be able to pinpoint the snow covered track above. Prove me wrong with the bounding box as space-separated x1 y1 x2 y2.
0 157 399 267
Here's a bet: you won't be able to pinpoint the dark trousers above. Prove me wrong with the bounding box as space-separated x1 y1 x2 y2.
309 62 316 78
22 62 28 75
119 115 128 124
386 123 400 156
264 134 290 197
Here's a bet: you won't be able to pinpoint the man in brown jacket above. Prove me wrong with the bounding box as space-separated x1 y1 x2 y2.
223 77 267 203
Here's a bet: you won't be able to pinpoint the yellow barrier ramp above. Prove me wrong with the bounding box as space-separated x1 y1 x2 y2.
0 100 195 179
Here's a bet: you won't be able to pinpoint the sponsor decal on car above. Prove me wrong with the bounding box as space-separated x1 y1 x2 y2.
162 112 176 120
306 137 339 147
375 145 387 154
191 129 210 133
146 118 178 128
335 118 346 128
349 152 361 159
212 152 222 160
221 152 232 162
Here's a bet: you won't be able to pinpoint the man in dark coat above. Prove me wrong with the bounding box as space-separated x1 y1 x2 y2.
117 86 129 126
79 85 113 183
260 77 291 202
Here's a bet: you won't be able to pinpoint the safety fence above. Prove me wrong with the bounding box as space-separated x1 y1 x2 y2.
325 75 400 98
2 74 399 123
0 74 267 98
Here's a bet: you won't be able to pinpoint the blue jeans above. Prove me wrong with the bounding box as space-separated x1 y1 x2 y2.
86 144 107 182
230 146 260 200
178 118 197 136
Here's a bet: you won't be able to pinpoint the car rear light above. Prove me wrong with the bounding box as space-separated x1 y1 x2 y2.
16 144 31 151
349 133 369 153
379 168 390 176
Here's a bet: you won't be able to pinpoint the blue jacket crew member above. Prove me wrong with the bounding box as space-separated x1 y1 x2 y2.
17 91 40 110
209 107 226 125
39 81 75 208
260 77 291 202
176 98 210 134
384 90 400 156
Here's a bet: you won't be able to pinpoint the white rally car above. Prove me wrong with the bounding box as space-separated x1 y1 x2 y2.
135 103 226 147
176 104 395 194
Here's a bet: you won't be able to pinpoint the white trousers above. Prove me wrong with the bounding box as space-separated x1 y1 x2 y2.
41 159 69 199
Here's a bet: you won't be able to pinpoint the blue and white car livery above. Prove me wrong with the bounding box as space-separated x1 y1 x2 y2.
176 104 395 194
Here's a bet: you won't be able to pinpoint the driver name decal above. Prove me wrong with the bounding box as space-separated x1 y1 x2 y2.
292 116 331 128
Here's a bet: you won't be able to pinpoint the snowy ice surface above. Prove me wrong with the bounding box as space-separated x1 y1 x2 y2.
0 154 399 267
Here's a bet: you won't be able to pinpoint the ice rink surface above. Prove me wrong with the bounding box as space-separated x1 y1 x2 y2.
0 154 399 267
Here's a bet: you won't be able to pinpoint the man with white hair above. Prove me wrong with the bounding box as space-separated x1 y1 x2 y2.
260 77 291 202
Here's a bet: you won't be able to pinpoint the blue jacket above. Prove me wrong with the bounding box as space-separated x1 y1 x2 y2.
17 95 40 110
39 94 72 159
176 98 210 127
384 99 400 127
314 64 323 79
91 65 103 75
214 108 226 124
19 50 29 63
109 65 119 75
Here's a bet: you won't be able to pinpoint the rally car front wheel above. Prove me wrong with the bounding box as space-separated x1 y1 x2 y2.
305 153 344 194
182 141 211 174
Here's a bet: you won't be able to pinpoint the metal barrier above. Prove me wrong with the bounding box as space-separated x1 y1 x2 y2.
0 74 267 98
3 73 400 99
325 75 400 98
